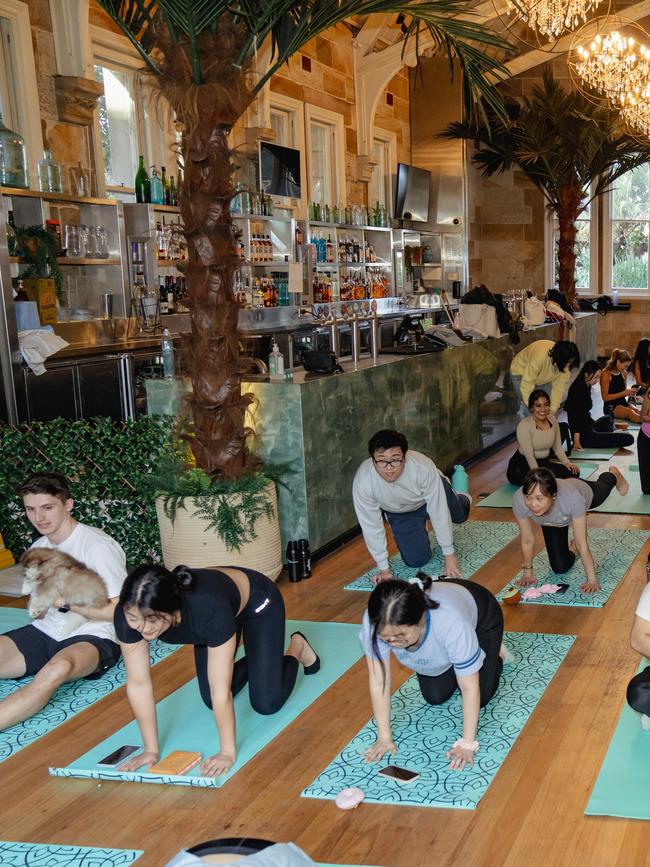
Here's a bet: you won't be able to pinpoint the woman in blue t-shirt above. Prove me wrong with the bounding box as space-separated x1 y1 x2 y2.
112 563 319 777
360 575 504 772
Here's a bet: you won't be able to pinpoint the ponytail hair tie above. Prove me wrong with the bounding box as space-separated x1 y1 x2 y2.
409 575 425 591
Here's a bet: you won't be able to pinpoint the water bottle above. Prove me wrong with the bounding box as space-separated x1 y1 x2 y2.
451 464 469 494
286 541 301 583
269 339 284 380
161 328 175 379
298 539 312 579
613 289 619 306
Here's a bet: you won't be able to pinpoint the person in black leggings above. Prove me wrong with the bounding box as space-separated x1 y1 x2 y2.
565 360 635 452
512 466 629 595
113 564 319 777
360 575 505 773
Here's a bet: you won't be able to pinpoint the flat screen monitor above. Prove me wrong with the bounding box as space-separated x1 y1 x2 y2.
259 141 301 199
394 163 431 222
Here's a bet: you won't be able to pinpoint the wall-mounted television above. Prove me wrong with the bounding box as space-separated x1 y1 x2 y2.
394 163 431 222
259 141 301 199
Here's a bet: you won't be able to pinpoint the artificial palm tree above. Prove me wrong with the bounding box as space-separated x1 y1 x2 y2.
97 0 510 480
442 72 650 308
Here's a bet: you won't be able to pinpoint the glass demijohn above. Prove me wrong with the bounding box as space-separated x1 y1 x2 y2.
0 113 29 189
37 150 63 194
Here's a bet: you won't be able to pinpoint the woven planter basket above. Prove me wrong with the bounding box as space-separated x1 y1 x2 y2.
155 481 282 581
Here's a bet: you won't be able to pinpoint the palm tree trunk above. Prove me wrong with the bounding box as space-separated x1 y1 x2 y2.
556 187 581 311
178 116 255 479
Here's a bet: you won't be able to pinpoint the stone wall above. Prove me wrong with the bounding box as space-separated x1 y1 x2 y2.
596 303 650 359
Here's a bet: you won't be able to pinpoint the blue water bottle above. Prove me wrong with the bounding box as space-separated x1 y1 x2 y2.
451 464 469 494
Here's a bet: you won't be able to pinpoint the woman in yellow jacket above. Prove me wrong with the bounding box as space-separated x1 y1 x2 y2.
510 339 580 415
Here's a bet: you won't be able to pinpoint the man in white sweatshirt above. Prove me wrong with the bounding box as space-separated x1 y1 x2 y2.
352 429 470 583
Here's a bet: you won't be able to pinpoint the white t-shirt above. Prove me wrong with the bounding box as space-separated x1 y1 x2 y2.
30 523 127 643
359 582 484 678
636 583 650 621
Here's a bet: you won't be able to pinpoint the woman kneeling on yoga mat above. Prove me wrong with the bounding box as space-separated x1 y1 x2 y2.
513 466 628 595
113 564 319 777
360 575 505 772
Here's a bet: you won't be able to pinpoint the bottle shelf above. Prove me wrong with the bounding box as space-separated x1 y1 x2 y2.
315 261 392 269
233 214 294 223
308 220 390 232
1 188 118 207
156 258 185 267
238 259 296 267
152 204 181 214
10 256 121 266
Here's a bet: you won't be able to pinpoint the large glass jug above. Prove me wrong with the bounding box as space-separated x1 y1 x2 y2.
0 113 29 189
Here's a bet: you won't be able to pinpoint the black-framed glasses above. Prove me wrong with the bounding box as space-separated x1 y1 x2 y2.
373 457 405 469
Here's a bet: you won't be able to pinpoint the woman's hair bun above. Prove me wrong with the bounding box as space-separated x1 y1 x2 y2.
173 564 195 590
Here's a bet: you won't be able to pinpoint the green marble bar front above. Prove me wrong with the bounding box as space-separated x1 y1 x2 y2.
247 314 597 553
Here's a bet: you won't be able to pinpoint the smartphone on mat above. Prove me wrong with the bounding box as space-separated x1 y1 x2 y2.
377 765 420 784
556 583 570 594
98 744 140 766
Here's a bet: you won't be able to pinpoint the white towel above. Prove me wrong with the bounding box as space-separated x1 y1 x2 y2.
18 328 68 375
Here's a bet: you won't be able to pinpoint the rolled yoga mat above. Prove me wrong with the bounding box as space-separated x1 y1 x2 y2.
302 631 575 810
0 841 142 866
0 607 178 762
476 463 597 509
496 527 650 608
585 663 650 820
50 620 363 789
344 521 519 591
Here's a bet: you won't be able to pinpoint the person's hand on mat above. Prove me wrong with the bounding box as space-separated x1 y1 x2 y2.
201 751 235 776
580 579 600 594
566 463 581 476
372 569 394 585
118 749 159 772
446 744 475 771
363 736 397 763
516 571 537 588
443 554 462 579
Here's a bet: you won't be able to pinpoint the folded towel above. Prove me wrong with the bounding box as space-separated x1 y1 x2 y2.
18 328 68 375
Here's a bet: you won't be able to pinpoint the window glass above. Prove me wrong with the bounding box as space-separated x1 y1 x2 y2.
271 109 293 148
310 120 333 206
612 165 650 220
612 220 648 290
0 17 19 129
369 139 388 212
94 65 139 189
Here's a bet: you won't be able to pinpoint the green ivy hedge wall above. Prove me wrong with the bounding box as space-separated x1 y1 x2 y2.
0 417 175 565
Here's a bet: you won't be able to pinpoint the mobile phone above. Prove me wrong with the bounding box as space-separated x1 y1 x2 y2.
97 744 140 766
377 765 420 784
555 583 570 594
148 750 202 775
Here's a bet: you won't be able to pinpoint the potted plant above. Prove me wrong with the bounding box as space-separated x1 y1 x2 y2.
95 0 509 569
442 72 650 309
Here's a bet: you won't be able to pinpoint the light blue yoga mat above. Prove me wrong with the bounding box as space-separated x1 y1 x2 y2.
302 631 575 810
589 473 650 515
50 621 363 789
569 446 620 460
0 607 177 762
0 841 142 865
496 527 650 608
585 664 650 819
344 521 519 591
477 463 596 509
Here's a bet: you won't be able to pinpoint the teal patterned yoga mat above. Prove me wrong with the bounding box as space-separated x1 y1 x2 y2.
50 621 363 789
344 521 519 591
0 841 142 865
477 463 597 509
302 631 575 810
496 527 650 608
0 608 177 762
585 664 650 819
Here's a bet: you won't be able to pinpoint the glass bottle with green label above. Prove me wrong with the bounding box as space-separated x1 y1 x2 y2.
134 155 150 203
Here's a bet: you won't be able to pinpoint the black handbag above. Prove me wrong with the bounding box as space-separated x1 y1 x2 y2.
301 349 343 374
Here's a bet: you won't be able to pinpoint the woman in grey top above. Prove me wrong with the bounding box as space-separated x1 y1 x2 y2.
360 575 504 772
512 466 628 594
506 389 579 487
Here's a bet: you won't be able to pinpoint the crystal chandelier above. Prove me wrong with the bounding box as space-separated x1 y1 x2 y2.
506 0 606 39
573 30 650 106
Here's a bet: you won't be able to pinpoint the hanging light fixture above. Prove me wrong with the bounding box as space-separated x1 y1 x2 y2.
505 0 607 39
573 30 650 105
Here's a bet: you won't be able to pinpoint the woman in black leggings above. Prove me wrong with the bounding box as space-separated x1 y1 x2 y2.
360 575 504 773
565 360 635 451
113 564 319 777
512 467 629 595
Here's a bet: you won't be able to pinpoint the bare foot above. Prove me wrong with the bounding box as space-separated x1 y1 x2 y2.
569 539 577 555
288 632 317 669
610 466 629 495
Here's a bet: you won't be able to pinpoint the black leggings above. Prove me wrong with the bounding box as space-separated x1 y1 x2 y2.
506 450 575 487
541 473 616 573
638 429 650 495
194 568 299 716
416 579 504 708
627 665 650 715
577 420 634 450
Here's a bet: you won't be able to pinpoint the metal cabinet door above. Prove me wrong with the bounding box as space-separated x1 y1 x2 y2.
76 357 127 421
23 366 78 421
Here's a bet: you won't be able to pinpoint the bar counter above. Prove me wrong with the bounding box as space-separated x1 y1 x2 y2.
228 314 596 554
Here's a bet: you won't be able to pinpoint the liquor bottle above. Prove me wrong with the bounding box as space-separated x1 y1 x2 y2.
295 224 303 247
161 166 170 205
169 175 177 206
155 221 167 259
159 278 168 314
134 155 150 203
166 277 175 313
149 166 164 204
161 328 175 378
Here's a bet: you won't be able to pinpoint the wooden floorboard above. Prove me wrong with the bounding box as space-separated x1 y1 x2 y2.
2 441 650 866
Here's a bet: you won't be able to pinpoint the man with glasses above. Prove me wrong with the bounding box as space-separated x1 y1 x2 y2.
353 429 470 584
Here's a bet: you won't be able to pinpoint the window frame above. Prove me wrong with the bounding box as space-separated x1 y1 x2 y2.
304 104 346 208
368 128 397 216
603 170 650 298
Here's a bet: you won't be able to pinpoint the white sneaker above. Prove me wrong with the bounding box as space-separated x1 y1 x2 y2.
641 714 650 731
500 643 515 664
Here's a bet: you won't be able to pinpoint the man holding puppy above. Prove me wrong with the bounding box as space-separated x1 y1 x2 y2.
0 472 126 729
